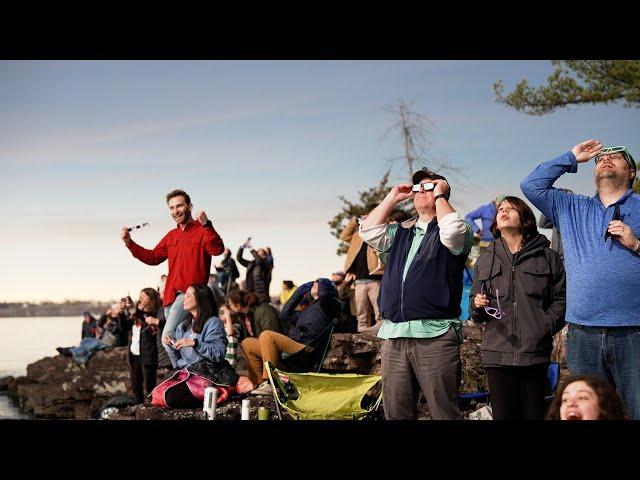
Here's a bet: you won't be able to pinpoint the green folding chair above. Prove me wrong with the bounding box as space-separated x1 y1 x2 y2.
265 362 383 420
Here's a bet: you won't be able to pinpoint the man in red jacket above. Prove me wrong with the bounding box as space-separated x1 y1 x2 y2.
120 189 225 355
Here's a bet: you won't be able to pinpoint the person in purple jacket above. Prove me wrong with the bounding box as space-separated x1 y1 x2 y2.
521 139 640 419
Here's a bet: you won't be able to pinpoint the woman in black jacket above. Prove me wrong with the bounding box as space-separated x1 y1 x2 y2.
470 196 566 420
128 287 165 404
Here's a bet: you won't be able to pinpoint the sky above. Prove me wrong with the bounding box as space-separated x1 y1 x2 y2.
1 60 638 302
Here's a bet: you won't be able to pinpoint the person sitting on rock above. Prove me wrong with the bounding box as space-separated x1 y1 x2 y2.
56 302 132 365
80 311 98 339
242 278 340 396
158 283 253 408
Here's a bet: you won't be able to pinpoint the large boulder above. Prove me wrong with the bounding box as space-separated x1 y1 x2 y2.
11 347 134 419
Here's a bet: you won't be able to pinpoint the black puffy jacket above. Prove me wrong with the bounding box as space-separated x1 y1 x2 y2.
470 234 566 367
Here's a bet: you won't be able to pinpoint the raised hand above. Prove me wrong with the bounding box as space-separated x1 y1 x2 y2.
391 184 415 204
571 139 603 163
120 226 131 246
432 178 450 197
196 210 209 225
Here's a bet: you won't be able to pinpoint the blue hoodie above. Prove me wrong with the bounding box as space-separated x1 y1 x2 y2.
281 278 339 344
521 151 640 327
464 202 497 242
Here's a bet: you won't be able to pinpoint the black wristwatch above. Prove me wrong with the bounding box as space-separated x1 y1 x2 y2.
193 338 199 349
434 194 448 202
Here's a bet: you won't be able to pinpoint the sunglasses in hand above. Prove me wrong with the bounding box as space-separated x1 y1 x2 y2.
481 283 504 320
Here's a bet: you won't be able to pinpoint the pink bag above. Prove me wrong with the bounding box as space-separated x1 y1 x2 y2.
151 368 232 408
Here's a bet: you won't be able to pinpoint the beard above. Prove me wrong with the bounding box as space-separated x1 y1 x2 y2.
596 170 629 190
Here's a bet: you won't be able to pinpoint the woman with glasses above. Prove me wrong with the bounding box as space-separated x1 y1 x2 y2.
469 196 566 420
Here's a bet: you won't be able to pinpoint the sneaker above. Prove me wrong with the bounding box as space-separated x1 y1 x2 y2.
56 347 73 358
250 380 273 396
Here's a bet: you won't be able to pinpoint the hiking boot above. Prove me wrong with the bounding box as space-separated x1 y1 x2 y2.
250 380 273 396
56 347 73 358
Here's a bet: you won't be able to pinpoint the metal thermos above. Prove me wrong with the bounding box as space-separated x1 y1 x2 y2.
203 386 218 420
241 398 250 420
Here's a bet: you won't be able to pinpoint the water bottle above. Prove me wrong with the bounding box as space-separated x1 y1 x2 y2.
203 386 218 420
241 398 250 420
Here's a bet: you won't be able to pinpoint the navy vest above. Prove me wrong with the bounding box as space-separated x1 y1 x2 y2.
378 218 468 323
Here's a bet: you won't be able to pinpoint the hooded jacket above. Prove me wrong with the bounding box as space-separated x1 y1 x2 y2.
281 278 340 345
470 233 566 366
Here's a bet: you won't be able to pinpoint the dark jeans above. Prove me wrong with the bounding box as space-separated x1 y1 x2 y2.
380 327 462 420
567 323 640 420
486 364 549 420
129 353 158 405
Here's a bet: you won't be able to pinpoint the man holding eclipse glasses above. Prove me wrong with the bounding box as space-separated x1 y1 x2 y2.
358 167 473 420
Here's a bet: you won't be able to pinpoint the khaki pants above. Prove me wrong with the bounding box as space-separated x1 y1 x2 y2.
355 280 381 332
241 331 305 384
380 327 462 420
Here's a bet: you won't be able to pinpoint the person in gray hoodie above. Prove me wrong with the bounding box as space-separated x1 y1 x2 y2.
470 196 566 420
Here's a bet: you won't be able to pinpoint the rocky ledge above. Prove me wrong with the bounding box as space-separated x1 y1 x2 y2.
0 323 568 420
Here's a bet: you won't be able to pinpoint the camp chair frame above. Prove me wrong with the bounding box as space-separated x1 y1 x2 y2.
460 361 561 407
265 362 383 420
279 318 337 374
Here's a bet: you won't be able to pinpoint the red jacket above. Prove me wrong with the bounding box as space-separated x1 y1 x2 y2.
127 221 224 306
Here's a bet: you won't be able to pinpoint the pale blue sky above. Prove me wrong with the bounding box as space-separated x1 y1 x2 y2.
1 60 638 302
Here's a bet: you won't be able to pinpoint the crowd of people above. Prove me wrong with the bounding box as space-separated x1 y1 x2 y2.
55 140 639 420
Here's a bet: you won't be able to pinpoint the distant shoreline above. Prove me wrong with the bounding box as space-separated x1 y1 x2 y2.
0 302 113 318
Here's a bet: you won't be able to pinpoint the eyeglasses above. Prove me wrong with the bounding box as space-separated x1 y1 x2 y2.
411 182 435 192
595 153 626 164
481 283 504 320
594 146 629 164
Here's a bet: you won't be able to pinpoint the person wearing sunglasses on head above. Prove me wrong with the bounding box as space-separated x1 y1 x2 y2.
359 168 474 420
470 196 566 420
521 140 640 420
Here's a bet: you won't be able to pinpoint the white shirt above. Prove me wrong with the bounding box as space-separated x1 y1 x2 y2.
359 212 468 255
130 325 141 356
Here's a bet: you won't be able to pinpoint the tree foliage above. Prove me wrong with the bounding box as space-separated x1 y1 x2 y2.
494 60 640 115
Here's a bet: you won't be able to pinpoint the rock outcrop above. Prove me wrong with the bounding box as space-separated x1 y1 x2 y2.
3 322 507 419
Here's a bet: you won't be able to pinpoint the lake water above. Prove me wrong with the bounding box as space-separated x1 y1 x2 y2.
0 316 82 419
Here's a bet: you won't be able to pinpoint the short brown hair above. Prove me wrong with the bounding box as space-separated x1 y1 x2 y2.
166 189 191 205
